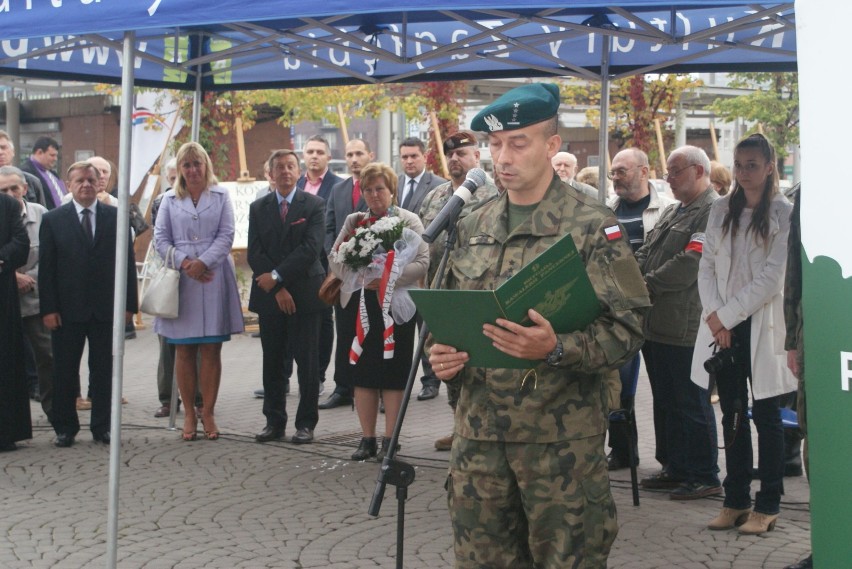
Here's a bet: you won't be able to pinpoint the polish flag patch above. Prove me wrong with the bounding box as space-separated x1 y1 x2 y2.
685 232 706 253
604 225 622 241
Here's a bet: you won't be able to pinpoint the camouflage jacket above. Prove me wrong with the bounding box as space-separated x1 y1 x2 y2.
419 177 500 287
784 186 802 352
445 174 649 443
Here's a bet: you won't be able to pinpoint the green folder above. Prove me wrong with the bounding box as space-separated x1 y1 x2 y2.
410 233 601 369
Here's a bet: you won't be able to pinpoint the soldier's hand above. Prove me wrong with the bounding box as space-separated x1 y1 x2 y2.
486 309 557 361
430 343 469 380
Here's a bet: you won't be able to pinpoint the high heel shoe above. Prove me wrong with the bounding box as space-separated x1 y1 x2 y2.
182 416 198 442
202 414 219 440
351 437 377 461
738 511 778 535
376 437 400 461
707 507 751 530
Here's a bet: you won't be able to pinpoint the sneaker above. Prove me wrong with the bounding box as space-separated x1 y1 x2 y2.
669 481 723 500
640 470 685 489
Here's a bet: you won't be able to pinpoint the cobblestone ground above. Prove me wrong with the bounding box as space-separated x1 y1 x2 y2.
0 322 811 568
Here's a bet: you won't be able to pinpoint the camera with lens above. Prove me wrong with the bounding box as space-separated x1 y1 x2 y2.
703 342 740 374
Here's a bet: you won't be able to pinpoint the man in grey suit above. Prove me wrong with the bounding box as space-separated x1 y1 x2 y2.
397 137 446 216
396 137 447 401
319 138 373 409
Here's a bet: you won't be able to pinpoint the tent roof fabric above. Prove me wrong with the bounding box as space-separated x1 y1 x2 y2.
0 1 796 90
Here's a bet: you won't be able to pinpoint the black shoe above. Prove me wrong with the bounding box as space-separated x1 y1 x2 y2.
0 440 17 452
379 399 385 414
641 470 685 489
255 425 285 442
253 388 265 399
417 385 439 401
351 437 377 461
251 331 261 338
55 434 75 448
376 437 400 461
124 331 137 340
784 554 813 569
291 428 314 444
606 453 637 471
93 432 111 444
669 481 722 500
319 393 352 410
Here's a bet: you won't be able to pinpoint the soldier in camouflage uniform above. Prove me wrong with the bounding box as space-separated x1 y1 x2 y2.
429 83 649 568
419 130 499 450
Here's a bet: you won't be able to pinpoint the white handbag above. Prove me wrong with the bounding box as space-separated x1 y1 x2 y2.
140 246 180 318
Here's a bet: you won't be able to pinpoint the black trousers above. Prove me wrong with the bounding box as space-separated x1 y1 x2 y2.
330 304 353 398
259 310 321 431
51 320 112 438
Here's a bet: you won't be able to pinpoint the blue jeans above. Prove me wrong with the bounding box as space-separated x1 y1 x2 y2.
715 318 784 514
643 340 719 486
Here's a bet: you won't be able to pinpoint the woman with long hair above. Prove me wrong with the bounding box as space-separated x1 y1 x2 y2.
154 142 244 441
692 133 795 534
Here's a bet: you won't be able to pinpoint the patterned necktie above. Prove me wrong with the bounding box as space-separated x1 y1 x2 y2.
403 178 416 209
279 198 289 223
81 208 94 242
352 180 361 209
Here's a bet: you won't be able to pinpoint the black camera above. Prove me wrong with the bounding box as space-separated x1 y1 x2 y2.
704 342 740 374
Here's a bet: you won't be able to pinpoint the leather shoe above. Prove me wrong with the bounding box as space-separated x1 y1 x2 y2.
253 388 265 399
55 433 75 448
435 433 454 451
255 425 285 443
154 405 172 418
291 428 314 444
641 469 685 489
417 385 439 401
93 432 111 444
606 452 638 471
784 554 813 569
319 393 352 409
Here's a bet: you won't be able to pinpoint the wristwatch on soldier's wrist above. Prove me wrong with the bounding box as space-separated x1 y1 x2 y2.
544 337 564 367
271 269 282 283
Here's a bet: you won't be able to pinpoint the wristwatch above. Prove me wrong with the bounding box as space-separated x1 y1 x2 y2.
271 269 282 283
544 338 564 367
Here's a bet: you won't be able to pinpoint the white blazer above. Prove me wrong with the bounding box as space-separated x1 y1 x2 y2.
691 192 796 400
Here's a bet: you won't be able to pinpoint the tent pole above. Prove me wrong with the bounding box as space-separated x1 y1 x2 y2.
191 61 202 142
597 34 611 203
105 30 136 569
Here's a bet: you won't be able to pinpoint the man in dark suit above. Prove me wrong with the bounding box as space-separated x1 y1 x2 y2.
397 137 446 401
20 136 66 210
397 137 446 216
39 161 137 447
296 135 342 390
0 190 31 452
320 138 373 409
249 149 326 444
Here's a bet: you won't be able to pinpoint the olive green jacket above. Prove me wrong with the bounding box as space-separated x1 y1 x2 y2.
445 175 649 443
634 186 718 346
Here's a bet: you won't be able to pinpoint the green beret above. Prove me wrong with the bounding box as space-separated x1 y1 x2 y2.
443 130 479 154
470 83 560 133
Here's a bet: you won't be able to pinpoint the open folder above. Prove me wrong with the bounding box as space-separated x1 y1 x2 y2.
409 233 601 369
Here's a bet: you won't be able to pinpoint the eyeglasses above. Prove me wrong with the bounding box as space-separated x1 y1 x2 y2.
664 164 697 179
606 165 641 180
0 184 21 193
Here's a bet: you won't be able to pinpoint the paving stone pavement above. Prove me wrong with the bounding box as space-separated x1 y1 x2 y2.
1 321 811 568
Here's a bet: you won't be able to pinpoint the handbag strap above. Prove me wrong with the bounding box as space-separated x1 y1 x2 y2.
166 246 177 269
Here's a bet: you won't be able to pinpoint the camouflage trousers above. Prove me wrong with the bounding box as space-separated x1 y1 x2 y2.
447 434 617 569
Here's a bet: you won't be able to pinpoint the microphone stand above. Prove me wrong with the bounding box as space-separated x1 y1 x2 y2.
367 213 461 569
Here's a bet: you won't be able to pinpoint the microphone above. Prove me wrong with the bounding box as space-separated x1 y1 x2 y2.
422 168 486 244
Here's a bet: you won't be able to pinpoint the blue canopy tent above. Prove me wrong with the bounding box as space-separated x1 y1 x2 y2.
0 2 798 566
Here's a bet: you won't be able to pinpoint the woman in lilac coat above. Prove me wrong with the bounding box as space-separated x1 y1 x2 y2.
154 142 244 441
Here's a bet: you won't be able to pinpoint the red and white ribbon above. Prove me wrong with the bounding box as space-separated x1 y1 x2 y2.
349 250 401 364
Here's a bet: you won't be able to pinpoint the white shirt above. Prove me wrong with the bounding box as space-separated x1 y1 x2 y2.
73 199 97 237
401 171 424 207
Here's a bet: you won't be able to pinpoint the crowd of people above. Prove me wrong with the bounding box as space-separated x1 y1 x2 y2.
0 82 812 568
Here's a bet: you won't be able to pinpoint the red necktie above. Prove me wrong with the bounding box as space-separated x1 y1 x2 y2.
352 180 361 209
279 198 289 223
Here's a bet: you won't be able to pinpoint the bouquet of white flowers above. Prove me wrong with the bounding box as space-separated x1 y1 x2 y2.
331 208 421 364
